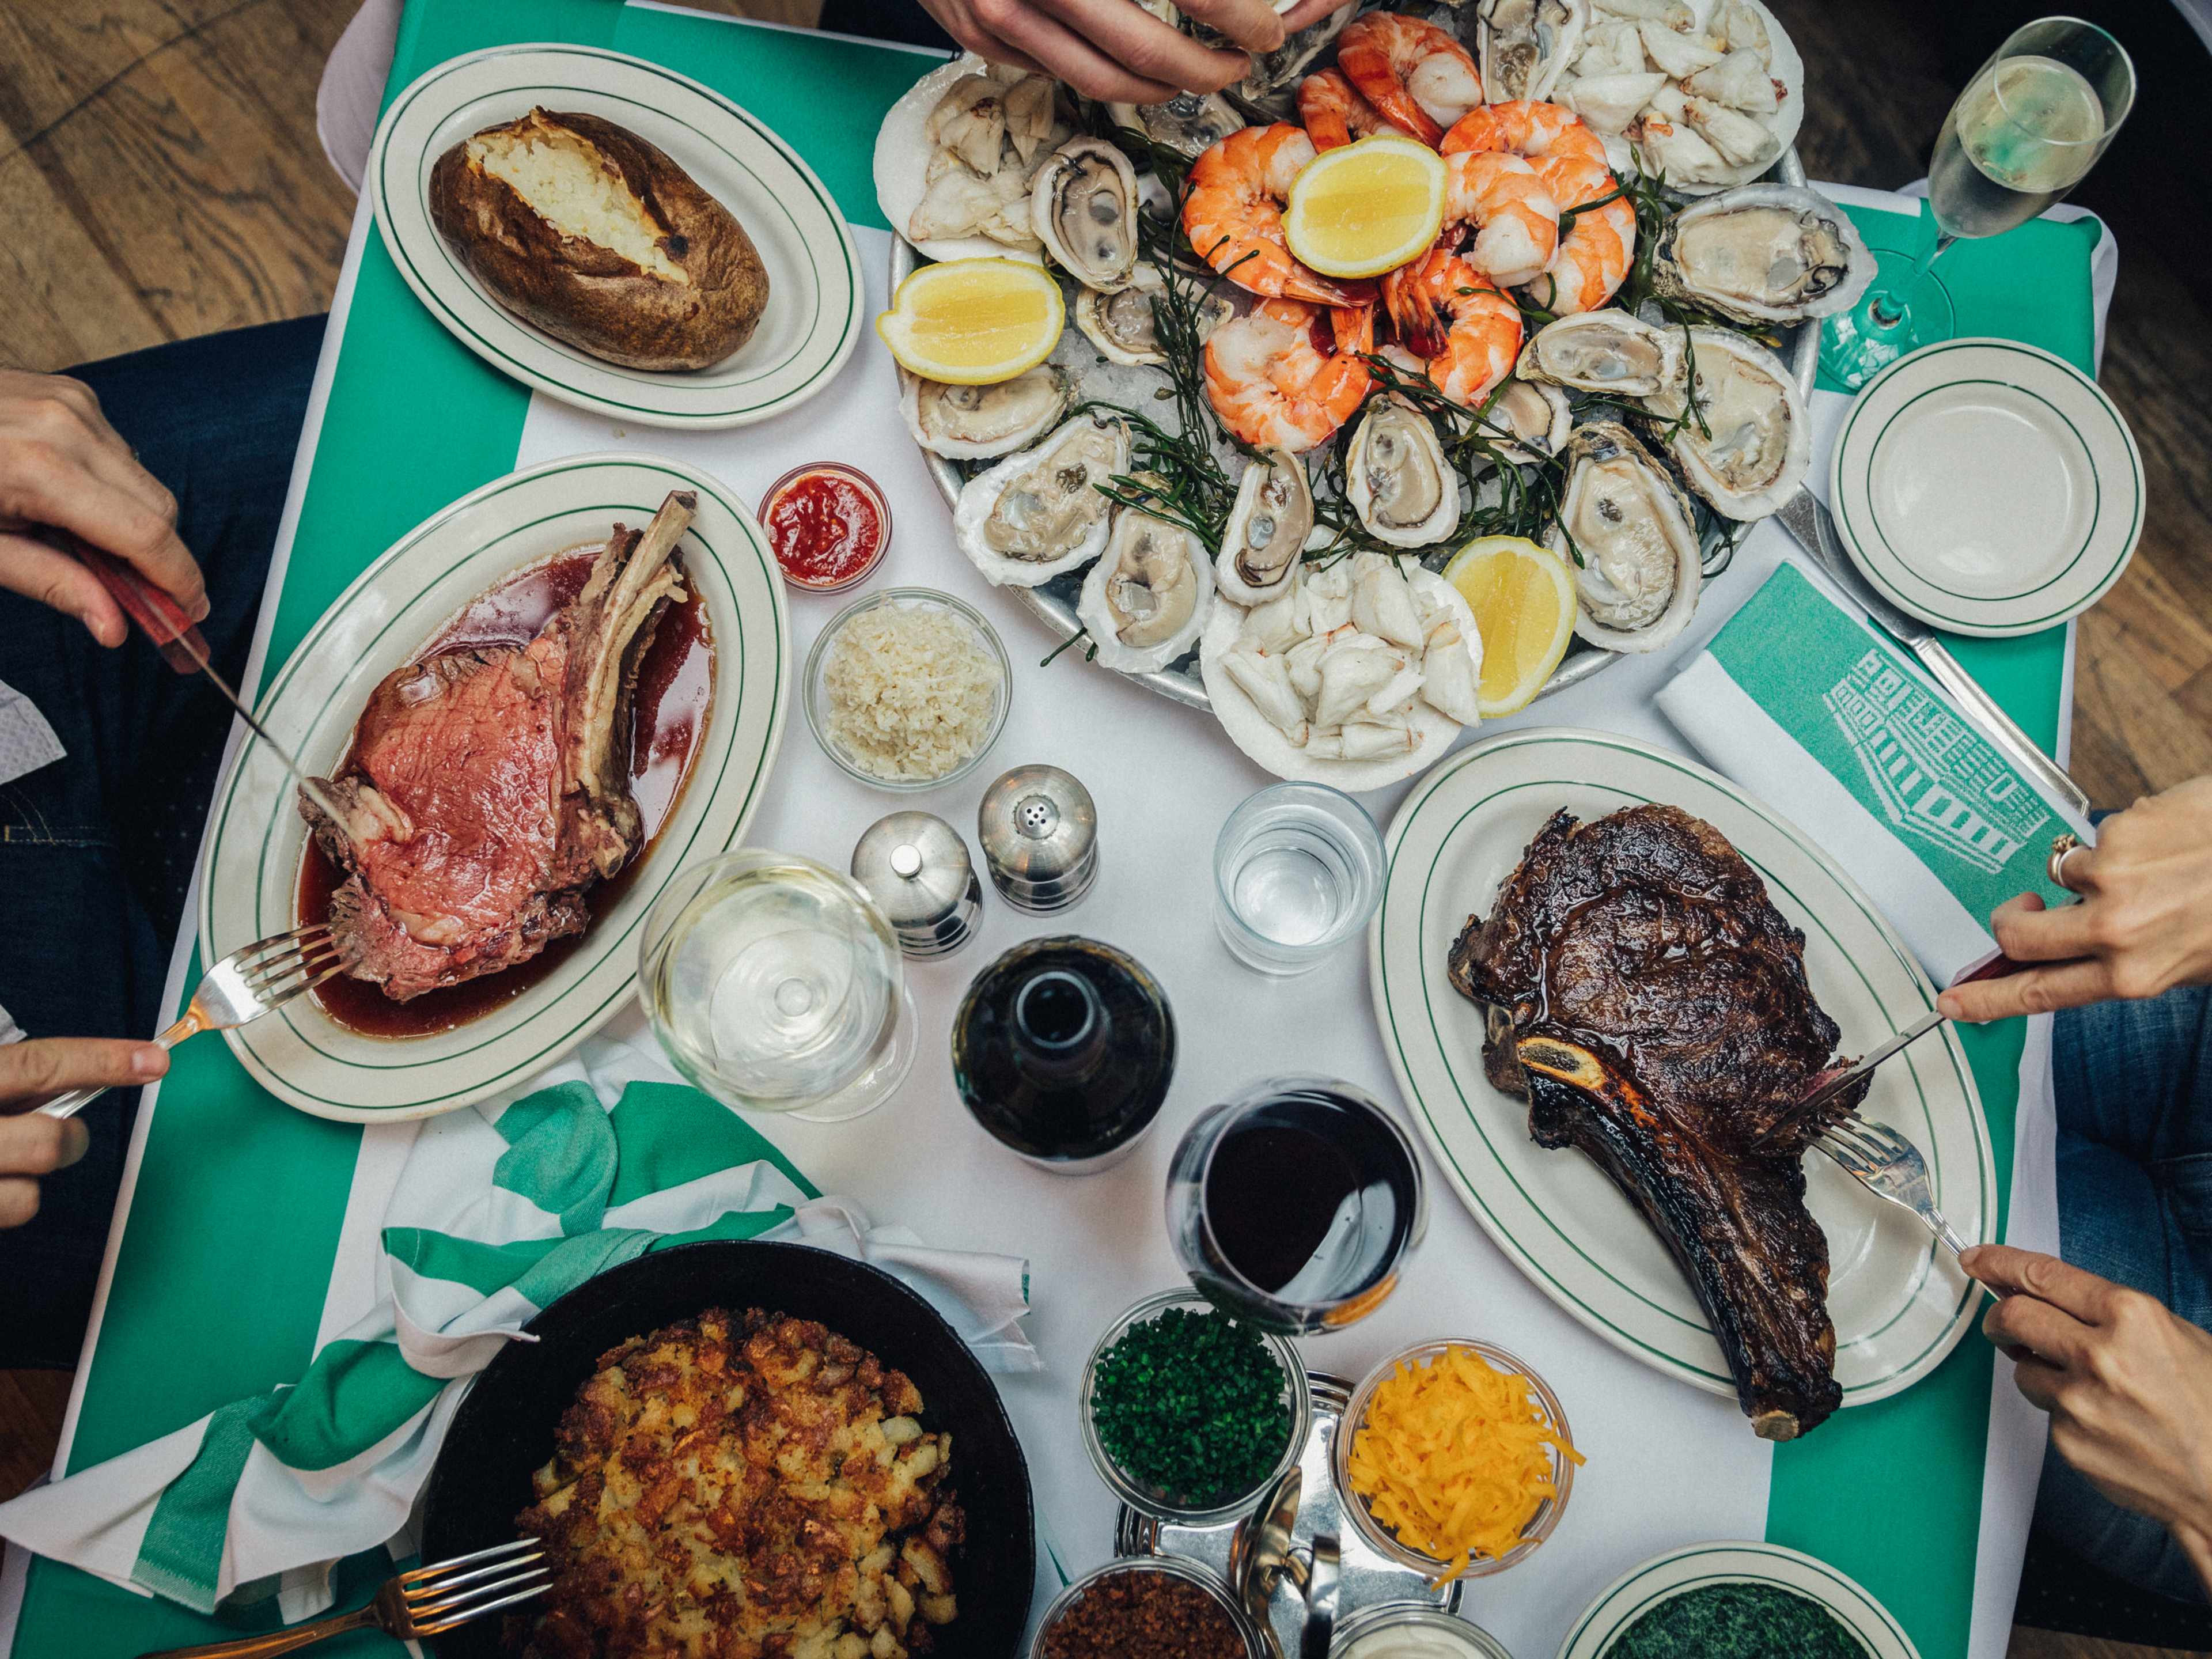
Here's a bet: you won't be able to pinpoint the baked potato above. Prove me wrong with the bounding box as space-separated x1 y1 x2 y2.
429 107 769 372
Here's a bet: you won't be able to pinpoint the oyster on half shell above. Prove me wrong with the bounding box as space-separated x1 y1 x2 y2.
1650 183 1874 324
1482 377 1574 466
900 364 1072 460
1074 266 1232 367
1217 446 1314 604
1478 0 1589 103
1645 328 1808 520
1030 137 1139 292
1106 90 1245 159
953 412 1130 586
1077 477 1215 672
1518 310 1684 399
1346 397 1459 548
1550 419 1702 653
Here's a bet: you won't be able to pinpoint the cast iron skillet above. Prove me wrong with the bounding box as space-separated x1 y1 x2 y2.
416 1238 1036 1659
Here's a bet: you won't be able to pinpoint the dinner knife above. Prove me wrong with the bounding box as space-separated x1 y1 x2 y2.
1772 489 2092 821
54 531 350 825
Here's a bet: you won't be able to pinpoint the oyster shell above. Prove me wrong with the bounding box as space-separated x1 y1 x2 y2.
1645 327 1808 520
1346 397 1460 548
1073 266 1232 366
1217 446 1314 604
1650 183 1873 324
1106 90 1245 159
901 365 1071 460
1550 419 1702 652
1030 137 1139 293
1077 479 1214 671
953 412 1130 586
1481 377 1574 465
1478 0 1589 103
1203 6 1353 107
1517 309 1684 398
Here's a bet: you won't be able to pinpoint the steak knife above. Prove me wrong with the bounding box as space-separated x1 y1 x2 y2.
1773 489 2092 821
54 531 349 824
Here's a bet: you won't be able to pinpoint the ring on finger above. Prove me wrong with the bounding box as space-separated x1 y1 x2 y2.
2047 833 2087 893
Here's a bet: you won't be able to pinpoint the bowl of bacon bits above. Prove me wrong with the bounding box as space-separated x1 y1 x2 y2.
1031 1558 1259 1659
1334 1339 1584 1583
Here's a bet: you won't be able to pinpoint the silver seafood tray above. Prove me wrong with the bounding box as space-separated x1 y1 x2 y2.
892 150 1818 714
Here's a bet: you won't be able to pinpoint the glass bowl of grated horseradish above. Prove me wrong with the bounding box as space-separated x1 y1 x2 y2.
805 588 1011 791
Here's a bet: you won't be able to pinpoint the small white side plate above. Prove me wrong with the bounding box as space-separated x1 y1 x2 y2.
1830 338 2142 637
1557 1541 1921 1659
200 454 788 1122
369 43 865 429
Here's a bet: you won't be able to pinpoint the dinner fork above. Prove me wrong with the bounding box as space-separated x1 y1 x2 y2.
1815 1117 1972 1258
35 924 346 1120
137 1538 548 1658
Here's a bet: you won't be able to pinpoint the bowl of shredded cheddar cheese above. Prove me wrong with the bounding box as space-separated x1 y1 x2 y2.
1334 1339 1584 1584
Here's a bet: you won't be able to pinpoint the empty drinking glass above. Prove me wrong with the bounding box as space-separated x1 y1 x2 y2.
1213 782 1387 974
641 850 916 1122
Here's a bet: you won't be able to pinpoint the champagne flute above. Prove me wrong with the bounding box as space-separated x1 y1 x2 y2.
1820 17 2134 391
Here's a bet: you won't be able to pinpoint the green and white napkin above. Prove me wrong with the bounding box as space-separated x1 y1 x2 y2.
1656 562 2082 983
0 1035 1034 1620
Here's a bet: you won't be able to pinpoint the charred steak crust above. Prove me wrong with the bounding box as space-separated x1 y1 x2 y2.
1448 805 1849 1438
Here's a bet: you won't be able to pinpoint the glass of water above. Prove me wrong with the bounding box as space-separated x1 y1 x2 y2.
641 850 916 1123
1821 17 2134 389
1213 782 1386 974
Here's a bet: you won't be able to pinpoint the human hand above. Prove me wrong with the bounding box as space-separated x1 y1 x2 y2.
1940 778 2212 1022
0 369 205 647
0 1039 166 1228
915 0 1304 102
1966 1244 2212 1595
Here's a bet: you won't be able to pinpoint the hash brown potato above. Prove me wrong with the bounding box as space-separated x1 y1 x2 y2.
512 1308 961 1659
430 108 770 372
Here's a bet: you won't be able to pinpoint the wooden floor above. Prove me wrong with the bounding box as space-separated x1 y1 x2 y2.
0 2 2205 1656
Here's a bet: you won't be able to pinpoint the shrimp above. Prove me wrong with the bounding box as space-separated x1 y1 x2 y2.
1297 69 1392 151
1378 149 1556 338
1184 124 1375 308
1383 250 1521 407
1205 298 1376 453
1335 14 1483 147
1441 100 1635 312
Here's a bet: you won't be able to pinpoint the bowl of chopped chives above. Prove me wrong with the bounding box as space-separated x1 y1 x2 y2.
1080 1287 1310 1528
1335 1339 1583 1582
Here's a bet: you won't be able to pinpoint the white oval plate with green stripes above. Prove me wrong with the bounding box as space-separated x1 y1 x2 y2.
199 453 788 1122
1369 728 1993 1408
1557 1541 1920 1659
369 43 865 429
1830 338 2142 638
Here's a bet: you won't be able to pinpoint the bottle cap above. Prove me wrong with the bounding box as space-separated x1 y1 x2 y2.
977 764 1098 914
850 811 982 959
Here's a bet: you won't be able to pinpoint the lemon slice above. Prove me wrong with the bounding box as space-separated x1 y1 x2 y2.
1443 535 1580 716
875 258 1065 385
1282 135 1448 280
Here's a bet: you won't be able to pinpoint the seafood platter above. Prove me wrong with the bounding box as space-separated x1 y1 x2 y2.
871 0 1872 786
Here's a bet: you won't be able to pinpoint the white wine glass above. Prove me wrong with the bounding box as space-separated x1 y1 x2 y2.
1820 16 2134 390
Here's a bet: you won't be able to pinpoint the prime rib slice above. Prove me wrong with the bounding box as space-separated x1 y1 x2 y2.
302 491 694 1001
1447 804 1867 1439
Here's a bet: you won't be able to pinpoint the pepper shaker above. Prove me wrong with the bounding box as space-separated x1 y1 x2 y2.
851 812 982 959
978 764 1098 914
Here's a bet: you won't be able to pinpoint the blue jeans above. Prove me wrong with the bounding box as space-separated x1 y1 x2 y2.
0 316 324 1369
2040 985 2212 1603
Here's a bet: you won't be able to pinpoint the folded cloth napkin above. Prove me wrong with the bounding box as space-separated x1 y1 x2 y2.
1656 562 2082 984
0 1036 1035 1621
0 679 65 788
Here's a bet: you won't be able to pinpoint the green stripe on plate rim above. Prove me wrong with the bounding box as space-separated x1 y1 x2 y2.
206 458 783 1113
1374 732 1991 1401
373 43 861 423
1832 338 2143 632
1560 1543 1916 1658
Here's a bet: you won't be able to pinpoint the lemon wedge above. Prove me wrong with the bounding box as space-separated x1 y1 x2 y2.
1282 135 1448 280
1443 535 1580 716
874 258 1065 385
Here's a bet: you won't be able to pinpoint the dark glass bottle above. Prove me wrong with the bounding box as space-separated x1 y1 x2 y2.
952 935 1176 1173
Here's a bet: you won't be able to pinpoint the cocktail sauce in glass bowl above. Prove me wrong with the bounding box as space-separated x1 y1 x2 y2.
759 462 890 592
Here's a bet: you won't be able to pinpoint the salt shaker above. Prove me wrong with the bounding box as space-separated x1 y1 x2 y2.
850 812 982 959
977 764 1098 914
